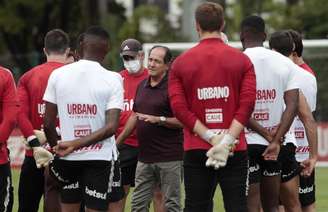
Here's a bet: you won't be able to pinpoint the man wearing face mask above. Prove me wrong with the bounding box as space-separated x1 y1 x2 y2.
109 39 165 212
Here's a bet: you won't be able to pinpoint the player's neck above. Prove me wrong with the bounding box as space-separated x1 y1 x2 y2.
150 71 166 86
82 54 104 64
244 41 264 49
46 55 67 64
294 57 305 66
199 31 221 40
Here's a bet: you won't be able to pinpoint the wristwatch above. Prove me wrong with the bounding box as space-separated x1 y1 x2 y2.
159 116 167 125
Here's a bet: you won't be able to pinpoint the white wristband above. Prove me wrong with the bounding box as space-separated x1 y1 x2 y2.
221 134 236 145
201 130 216 143
27 135 37 142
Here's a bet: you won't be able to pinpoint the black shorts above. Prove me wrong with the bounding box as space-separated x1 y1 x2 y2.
299 169 315 207
118 144 138 186
108 159 125 202
183 150 248 212
0 162 13 212
248 144 282 184
49 158 113 211
279 143 301 183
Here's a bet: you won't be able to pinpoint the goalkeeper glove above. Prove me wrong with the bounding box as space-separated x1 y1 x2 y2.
33 146 54 168
206 134 236 169
33 130 47 145
27 135 53 168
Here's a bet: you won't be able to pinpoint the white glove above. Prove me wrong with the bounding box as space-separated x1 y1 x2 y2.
32 147 54 168
206 134 236 169
33 130 47 145
22 137 32 150
205 156 227 169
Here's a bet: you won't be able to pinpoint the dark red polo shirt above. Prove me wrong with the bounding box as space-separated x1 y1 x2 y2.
133 74 183 163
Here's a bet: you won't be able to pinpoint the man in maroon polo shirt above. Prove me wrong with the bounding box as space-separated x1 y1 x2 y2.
116 45 183 212
168 2 256 212
109 38 165 212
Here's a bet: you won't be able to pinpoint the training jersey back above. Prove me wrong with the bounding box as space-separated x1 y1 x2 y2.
244 47 299 146
294 64 317 162
43 59 124 161
169 38 256 151
17 62 64 156
0 67 17 164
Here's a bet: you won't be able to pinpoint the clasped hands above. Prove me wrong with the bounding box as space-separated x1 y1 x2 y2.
205 132 237 170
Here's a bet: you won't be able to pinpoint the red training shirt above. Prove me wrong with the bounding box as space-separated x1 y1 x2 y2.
0 66 18 164
117 68 149 147
299 63 315 76
169 38 256 151
17 62 64 156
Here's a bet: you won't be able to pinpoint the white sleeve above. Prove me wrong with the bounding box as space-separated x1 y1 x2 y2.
43 72 57 104
106 74 124 110
285 61 300 91
294 68 317 112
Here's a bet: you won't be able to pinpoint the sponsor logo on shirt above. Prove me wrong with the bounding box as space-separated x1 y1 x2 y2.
74 128 92 137
295 130 305 139
74 125 92 138
205 108 223 123
123 99 134 112
296 146 309 153
85 186 107 200
197 86 229 100
253 112 269 121
256 89 276 101
73 143 103 153
67 103 97 115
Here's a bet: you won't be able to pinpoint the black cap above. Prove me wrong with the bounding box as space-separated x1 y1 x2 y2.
120 39 142 56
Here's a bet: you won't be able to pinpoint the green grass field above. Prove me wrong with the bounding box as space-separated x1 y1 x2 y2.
11 168 328 212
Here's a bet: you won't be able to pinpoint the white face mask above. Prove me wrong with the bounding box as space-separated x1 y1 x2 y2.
124 59 141 74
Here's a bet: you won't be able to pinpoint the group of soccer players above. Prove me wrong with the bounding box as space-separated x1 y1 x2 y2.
0 1 318 212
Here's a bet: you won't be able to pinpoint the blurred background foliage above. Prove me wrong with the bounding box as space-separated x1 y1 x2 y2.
0 0 327 119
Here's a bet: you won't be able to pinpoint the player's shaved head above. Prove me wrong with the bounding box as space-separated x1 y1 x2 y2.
240 15 266 49
78 26 110 63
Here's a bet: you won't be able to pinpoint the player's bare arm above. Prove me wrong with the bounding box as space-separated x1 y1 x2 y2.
298 92 318 176
116 111 137 145
248 118 274 142
54 108 121 156
44 101 59 147
263 88 299 160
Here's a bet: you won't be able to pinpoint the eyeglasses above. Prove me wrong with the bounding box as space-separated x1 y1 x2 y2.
122 55 136 61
